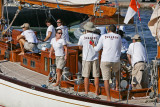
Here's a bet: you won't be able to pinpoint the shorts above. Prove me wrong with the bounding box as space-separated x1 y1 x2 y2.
100 61 120 80
24 42 35 51
131 62 147 88
82 60 99 78
56 56 66 69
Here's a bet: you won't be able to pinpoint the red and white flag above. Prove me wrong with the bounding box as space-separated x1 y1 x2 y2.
124 0 140 24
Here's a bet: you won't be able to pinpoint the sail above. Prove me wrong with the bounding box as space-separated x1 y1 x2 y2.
148 4 160 38
35 0 99 5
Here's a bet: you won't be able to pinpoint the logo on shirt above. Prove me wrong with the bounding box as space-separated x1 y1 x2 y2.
84 37 98 40
105 36 118 40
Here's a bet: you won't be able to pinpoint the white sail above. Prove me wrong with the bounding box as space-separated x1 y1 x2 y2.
35 0 99 5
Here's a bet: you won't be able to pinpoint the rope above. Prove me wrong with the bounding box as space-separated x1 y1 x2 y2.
2 9 20 34
35 9 43 40
4 1 14 62
135 0 149 65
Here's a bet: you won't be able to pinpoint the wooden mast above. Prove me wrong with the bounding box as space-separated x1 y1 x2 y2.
0 0 4 31
0 0 4 19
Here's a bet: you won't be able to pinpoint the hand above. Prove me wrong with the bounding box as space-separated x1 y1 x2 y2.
64 55 67 61
89 39 95 47
89 39 94 45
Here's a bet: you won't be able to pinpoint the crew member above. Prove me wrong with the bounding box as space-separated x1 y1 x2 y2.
44 18 55 42
78 22 100 96
49 29 68 86
56 19 70 43
17 23 38 55
127 34 148 89
92 24 121 101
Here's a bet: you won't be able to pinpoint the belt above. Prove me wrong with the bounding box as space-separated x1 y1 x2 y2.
28 42 37 44
134 61 145 66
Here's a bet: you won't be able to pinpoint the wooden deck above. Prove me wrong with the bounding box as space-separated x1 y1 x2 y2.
0 60 158 107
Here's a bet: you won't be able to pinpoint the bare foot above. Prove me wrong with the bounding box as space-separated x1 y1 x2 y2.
18 52 24 55
53 83 59 87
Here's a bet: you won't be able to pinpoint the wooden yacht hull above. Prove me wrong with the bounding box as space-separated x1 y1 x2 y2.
0 74 141 107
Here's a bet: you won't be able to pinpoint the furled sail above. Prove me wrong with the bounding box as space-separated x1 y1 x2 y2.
34 0 100 5
148 4 160 40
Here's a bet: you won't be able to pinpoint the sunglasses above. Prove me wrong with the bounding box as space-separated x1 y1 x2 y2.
57 32 63 35
57 22 61 23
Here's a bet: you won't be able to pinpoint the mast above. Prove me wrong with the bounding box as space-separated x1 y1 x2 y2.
0 0 4 19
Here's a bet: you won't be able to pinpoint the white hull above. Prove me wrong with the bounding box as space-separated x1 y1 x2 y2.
0 78 112 107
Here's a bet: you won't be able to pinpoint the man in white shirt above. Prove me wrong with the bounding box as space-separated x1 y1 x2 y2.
93 24 122 101
127 34 148 89
56 19 70 43
78 22 100 96
44 18 55 42
17 23 38 55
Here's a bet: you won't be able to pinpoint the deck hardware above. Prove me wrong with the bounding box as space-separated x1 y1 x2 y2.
31 86 35 90
62 67 71 81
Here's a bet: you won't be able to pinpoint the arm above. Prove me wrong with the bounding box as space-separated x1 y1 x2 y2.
49 45 54 58
64 45 68 60
93 36 103 51
44 31 52 42
79 46 83 50
17 35 25 41
127 54 131 65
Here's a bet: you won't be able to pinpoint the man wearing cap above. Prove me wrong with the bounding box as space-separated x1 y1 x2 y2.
17 23 38 55
92 24 121 101
78 22 100 96
127 34 147 89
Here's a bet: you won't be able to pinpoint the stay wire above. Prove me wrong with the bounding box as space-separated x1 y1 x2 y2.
115 0 121 101
35 9 43 40
135 0 149 65
5 1 14 62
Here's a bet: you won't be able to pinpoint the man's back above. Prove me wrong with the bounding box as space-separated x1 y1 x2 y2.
94 32 121 62
78 32 99 61
21 29 38 43
127 42 147 66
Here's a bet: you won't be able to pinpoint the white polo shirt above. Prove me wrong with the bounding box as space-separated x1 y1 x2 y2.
78 33 99 61
21 29 38 43
127 42 147 67
50 38 66 56
46 25 55 42
57 25 70 42
94 32 122 62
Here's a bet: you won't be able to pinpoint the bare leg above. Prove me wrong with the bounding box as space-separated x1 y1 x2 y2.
104 80 111 101
18 39 26 55
115 71 119 91
53 68 62 86
94 77 99 95
84 77 89 95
